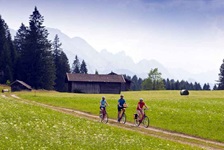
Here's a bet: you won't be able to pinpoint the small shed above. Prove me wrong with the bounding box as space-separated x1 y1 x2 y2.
65 73 126 94
11 80 32 92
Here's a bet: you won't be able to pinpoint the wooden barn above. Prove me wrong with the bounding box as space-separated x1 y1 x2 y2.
11 80 32 92
108 72 131 91
65 73 126 94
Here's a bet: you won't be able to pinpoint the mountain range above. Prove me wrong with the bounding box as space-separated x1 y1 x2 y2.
11 28 218 87
47 28 173 78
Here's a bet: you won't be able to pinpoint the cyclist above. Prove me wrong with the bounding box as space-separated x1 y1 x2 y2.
117 94 127 122
136 98 148 123
100 96 108 115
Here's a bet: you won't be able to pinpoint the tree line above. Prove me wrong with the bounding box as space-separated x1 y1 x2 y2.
128 64 224 91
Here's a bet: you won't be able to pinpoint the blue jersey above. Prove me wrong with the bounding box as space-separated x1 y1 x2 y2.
100 99 107 107
118 98 125 107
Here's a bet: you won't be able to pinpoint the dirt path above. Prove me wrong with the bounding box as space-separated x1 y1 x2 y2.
6 94 224 149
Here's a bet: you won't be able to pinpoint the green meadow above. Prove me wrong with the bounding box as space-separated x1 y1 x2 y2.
0 94 200 149
15 90 224 142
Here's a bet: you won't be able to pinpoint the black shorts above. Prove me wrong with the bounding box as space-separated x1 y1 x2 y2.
100 106 106 110
118 106 124 112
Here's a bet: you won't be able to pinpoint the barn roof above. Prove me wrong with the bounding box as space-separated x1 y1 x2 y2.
66 73 126 83
11 80 32 90
108 71 131 83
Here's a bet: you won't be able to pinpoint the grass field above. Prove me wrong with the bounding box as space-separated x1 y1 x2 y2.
14 90 224 143
0 94 200 149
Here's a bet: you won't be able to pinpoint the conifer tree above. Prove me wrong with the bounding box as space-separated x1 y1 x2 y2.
0 16 15 83
14 23 28 54
52 34 70 91
164 78 171 90
14 23 28 80
203 83 210 90
80 60 88 74
131 75 138 91
95 70 99 74
19 7 55 89
131 75 142 91
138 78 143 90
213 84 218 90
194 82 202 90
72 55 80 73
218 59 224 90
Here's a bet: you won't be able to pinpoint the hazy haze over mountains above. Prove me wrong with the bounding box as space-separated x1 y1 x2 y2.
45 28 217 85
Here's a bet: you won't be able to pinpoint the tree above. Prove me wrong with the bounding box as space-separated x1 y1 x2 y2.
213 84 218 90
163 78 205 90
142 68 165 90
95 70 99 74
80 60 88 74
130 75 142 91
218 59 224 90
194 82 202 90
18 7 55 90
203 83 210 90
72 55 80 73
14 23 28 54
189 83 194 90
52 34 70 91
138 78 143 90
131 75 138 91
14 23 28 80
164 79 171 90
52 34 61 57
0 16 15 83
170 79 175 90
175 80 180 90
142 77 152 90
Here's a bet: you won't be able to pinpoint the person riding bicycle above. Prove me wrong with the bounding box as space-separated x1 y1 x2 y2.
136 98 148 123
100 96 108 115
117 94 127 122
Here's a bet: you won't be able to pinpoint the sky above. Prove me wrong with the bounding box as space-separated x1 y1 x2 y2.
0 0 224 74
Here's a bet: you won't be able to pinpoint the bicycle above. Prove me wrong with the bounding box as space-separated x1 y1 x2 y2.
134 108 150 128
118 106 127 124
99 108 108 123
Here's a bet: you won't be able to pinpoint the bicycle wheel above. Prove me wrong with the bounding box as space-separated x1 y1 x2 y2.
134 118 140 126
102 113 108 123
142 116 149 128
120 113 126 124
134 114 140 126
99 112 103 122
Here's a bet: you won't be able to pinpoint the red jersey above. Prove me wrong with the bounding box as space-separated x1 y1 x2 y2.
137 101 145 110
